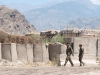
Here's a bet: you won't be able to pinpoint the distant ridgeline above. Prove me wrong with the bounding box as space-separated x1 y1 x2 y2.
0 5 37 35
23 0 100 31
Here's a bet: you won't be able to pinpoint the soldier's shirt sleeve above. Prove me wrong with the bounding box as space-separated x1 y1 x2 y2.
82 48 84 54
71 47 74 55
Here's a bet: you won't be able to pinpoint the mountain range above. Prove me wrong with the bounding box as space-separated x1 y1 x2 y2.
0 6 36 35
23 0 100 31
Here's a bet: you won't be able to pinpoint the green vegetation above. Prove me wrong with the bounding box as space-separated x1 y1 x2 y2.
0 30 40 44
43 35 64 44
32 34 42 44
0 30 64 44
51 35 64 44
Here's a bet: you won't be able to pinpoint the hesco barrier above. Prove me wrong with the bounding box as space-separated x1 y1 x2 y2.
26 44 33 63
42 44 49 62
1 44 12 61
11 43 17 62
0 43 2 60
74 37 97 54
97 39 100 60
33 44 43 62
16 44 28 61
33 44 49 62
0 37 100 63
48 37 100 64
0 43 49 62
48 44 66 61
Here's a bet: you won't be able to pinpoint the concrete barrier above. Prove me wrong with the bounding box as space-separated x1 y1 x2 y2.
1 44 12 61
60 54 67 63
0 43 49 63
61 45 66 54
97 39 100 60
0 43 2 60
0 38 98 64
48 44 66 61
89 38 97 54
74 37 97 62
33 44 43 62
74 37 97 54
33 44 49 62
55 54 60 66
11 43 17 62
26 44 33 63
42 44 49 62
16 44 27 61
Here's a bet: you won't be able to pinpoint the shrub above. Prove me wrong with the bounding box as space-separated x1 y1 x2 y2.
51 35 64 44
0 30 41 44
43 35 64 44
0 31 8 43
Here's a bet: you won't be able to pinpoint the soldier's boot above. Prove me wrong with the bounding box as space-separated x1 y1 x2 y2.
64 58 69 66
82 62 85 66
80 62 82 66
64 61 66 66
69 59 74 67
64 59 68 66
80 64 82 66
71 63 74 67
64 63 66 66
70 61 74 67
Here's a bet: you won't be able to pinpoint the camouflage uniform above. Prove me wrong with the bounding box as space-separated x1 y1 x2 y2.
79 48 84 66
64 46 74 66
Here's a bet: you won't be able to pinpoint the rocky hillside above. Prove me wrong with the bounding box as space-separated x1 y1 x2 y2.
0 5 37 35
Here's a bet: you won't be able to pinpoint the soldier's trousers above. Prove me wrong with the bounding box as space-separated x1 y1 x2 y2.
79 55 84 66
64 56 74 66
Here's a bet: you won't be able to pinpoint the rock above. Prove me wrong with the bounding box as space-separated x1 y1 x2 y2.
0 6 37 35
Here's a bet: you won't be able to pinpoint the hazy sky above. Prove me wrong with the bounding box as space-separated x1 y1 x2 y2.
90 0 100 5
1 0 100 5
0 0 100 5
1 0 57 5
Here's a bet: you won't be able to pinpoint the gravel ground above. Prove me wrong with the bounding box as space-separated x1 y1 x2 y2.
0 59 99 75
0 65 100 75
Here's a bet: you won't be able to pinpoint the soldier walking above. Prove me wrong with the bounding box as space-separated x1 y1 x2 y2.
64 43 74 67
79 44 85 66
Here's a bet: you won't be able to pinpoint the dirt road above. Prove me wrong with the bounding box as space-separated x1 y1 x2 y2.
0 65 100 75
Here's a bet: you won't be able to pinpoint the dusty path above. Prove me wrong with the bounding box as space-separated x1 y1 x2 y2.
0 66 100 75
0 59 99 75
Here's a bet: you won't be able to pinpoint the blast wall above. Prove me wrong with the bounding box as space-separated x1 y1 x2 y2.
0 43 49 63
1 44 12 61
74 37 97 54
